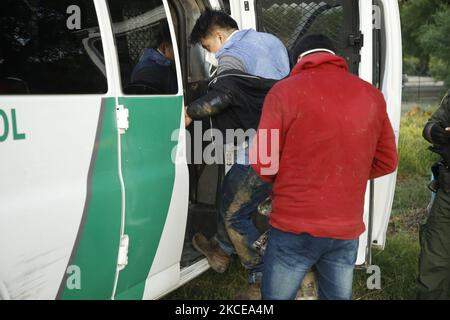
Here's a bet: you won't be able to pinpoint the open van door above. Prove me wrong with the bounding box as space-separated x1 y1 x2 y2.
228 0 402 266
99 0 189 300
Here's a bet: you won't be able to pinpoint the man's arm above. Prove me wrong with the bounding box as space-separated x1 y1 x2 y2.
217 55 246 75
369 114 399 180
251 91 285 183
186 88 233 120
423 92 450 144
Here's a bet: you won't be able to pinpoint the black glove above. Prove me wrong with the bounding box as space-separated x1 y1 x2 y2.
430 122 450 145
429 145 450 166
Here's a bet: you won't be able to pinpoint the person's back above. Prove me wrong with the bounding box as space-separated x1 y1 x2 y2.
251 34 398 300
254 52 397 239
216 29 290 80
130 48 177 94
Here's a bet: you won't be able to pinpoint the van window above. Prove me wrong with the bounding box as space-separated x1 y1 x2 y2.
0 0 107 95
107 0 179 95
255 0 361 73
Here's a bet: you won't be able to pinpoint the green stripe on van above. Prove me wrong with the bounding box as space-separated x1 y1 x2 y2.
60 98 122 300
114 96 182 300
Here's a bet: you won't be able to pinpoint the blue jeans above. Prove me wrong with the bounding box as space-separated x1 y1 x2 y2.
214 164 272 284
262 227 359 300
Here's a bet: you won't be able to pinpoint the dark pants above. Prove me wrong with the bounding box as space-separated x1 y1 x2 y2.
417 182 450 300
214 164 272 283
262 227 359 300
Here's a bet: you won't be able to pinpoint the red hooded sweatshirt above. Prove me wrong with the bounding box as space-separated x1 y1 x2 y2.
250 53 398 240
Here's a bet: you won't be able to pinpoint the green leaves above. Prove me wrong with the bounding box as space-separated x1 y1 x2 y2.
401 0 450 85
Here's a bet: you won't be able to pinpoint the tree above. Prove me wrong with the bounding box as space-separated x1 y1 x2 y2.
400 0 442 71
419 5 450 86
400 0 450 85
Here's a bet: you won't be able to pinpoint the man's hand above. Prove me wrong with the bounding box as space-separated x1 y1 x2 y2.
430 122 450 145
185 106 193 127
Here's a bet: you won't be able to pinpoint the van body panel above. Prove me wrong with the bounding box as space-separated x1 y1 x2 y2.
60 98 122 300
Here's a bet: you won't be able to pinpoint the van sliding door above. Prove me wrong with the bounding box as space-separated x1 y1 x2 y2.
105 0 189 300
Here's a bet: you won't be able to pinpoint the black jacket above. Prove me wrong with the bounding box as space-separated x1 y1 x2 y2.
187 70 278 135
423 90 450 144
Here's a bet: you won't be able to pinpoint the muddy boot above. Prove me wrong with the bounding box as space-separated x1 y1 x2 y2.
192 233 231 274
296 271 319 300
234 282 262 300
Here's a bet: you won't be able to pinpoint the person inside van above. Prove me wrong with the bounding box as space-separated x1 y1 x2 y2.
130 19 177 94
185 9 290 299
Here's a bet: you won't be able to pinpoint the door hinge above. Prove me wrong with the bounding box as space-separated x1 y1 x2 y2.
348 33 364 48
117 235 129 271
116 105 129 134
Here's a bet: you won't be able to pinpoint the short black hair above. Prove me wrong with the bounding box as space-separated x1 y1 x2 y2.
190 9 239 45
156 19 172 46
291 34 337 61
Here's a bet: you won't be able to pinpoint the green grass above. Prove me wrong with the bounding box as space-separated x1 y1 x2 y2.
353 233 421 300
166 259 248 300
398 106 439 177
167 103 439 300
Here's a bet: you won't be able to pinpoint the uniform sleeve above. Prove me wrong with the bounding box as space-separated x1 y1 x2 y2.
369 111 399 180
250 91 285 183
423 92 450 144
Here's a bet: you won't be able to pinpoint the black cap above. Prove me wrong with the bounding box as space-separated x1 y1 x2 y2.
291 34 337 61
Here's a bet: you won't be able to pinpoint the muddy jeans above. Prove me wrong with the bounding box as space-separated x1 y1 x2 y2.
214 163 272 284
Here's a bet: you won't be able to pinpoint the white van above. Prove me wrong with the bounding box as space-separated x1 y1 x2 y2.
0 0 402 300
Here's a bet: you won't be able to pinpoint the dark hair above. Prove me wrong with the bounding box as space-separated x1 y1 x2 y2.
291 34 337 61
156 19 172 46
190 9 239 45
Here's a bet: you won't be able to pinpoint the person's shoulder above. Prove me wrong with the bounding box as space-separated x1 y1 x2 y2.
346 73 385 98
255 30 284 44
439 89 450 109
266 74 298 97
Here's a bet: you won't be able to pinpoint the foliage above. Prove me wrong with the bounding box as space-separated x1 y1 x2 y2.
398 106 439 177
400 0 450 85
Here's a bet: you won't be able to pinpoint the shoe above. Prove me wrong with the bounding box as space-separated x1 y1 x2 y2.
296 271 319 300
234 282 262 300
192 233 231 274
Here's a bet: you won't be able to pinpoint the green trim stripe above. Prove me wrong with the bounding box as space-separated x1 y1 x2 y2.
59 98 122 300
114 96 182 300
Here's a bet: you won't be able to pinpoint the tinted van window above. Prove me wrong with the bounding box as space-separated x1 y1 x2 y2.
107 0 179 95
0 0 107 95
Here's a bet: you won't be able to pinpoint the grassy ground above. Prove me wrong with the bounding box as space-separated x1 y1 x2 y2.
167 102 440 300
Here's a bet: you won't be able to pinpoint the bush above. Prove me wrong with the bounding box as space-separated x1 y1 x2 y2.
403 56 422 76
429 56 450 88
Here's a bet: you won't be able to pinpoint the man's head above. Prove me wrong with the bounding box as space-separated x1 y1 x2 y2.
190 9 239 54
291 34 337 63
157 20 175 62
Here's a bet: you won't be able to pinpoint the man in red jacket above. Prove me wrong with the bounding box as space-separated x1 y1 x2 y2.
250 34 398 300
